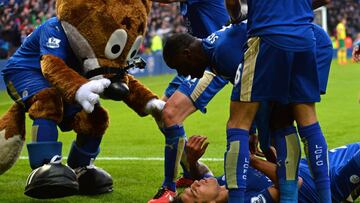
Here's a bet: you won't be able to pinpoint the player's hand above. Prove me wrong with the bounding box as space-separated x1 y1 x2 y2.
249 134 259 155
186 135 209 164
75 78 111 113
352 45 360 63
264 146 277 163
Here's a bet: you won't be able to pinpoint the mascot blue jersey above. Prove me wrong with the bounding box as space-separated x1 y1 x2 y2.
201 23 247 84
3 17 80 74
180 0 229 38
247 0 315 51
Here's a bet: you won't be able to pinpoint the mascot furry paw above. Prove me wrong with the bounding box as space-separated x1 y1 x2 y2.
0 0 163 199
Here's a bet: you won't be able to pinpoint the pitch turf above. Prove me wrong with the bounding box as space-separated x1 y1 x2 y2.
0 61 359 202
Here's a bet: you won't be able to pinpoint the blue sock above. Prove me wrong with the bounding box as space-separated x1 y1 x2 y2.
76 134 102 153
162 125 186 192
298 122 331 203
27 142 62 169
67 140 100 168
32 118 58 142
274 125 301 203
225 128 249 203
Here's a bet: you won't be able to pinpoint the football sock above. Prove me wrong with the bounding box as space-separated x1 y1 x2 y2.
225 128 249 203
76 134 102 153
274 125 301 203
32 118 58 142
67 140 100 168
162 125 186 192
298 122 331 203
27 142 62 169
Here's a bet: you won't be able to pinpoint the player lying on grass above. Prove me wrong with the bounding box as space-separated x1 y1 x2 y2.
171 135 360 203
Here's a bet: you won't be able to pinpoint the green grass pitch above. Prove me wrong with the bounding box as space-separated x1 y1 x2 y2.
0 61 359 202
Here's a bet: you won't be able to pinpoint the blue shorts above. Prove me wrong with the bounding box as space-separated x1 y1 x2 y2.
316 45 333 95
3 69 52 107
237 37 320 103
164 71 228 113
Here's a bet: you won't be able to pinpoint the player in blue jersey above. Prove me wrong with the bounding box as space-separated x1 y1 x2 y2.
148 1 230 202
1 17 113 197
171 135 360 203
223 0 332 202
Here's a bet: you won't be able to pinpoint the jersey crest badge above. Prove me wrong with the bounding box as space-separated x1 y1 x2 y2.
46 37 61 48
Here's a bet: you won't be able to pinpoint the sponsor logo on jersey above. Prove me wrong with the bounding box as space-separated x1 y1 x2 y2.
46 37 61 48
251 194 266 203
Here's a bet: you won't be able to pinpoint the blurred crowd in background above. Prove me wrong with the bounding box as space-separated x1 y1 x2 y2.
0 0 359 59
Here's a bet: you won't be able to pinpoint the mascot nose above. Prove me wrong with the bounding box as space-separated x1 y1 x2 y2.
103 81 130 101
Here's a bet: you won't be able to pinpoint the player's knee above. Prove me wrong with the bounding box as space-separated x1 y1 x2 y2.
73 106 109 137
27 88 63 123
162 102 180 126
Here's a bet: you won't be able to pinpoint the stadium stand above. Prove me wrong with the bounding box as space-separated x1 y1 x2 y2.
0 0 358 58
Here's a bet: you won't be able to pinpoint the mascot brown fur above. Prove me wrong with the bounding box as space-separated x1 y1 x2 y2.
0 0 163 198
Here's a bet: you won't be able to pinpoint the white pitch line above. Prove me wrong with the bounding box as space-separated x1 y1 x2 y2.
19 156 223 161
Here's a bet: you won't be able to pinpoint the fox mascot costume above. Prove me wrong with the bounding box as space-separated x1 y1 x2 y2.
0 0 163 198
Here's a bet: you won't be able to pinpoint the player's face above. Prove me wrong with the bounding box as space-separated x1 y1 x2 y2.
181 178 220 203
172 54 206 78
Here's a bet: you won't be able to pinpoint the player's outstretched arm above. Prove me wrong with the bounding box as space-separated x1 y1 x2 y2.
185 135 210 180
312 0 331 9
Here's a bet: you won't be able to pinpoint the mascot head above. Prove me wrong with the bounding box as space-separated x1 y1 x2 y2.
56 0 152 76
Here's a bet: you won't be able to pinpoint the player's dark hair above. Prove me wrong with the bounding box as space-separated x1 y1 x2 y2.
170 195 184 203
163 33 196 68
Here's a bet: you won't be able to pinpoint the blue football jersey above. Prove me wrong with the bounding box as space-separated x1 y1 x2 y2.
180 0 229 38
3 17 80 75
201 23 248 83
247 0 315 51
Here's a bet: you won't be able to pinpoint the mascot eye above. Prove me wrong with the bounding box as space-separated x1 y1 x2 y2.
126 36 143 60
105 29 128 59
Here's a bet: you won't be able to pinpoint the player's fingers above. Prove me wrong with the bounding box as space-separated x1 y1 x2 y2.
201 142 209 151
193 136 205 148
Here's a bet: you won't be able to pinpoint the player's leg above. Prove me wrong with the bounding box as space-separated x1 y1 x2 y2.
244 37 302 202
149 73 227 202
228 70 260 203
270 104 301 203
291 49 330 203
328 143 360 202
226 100 259 203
